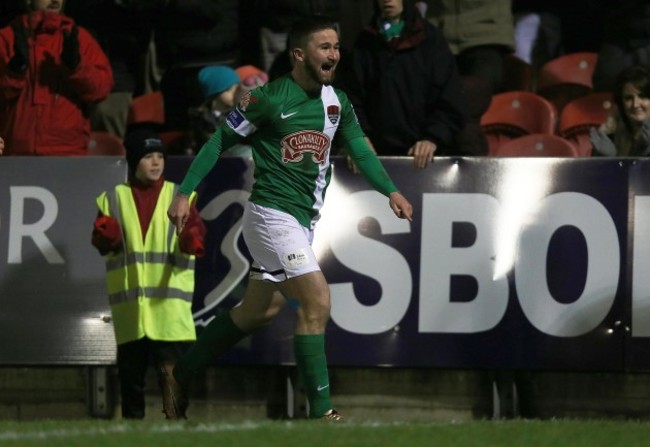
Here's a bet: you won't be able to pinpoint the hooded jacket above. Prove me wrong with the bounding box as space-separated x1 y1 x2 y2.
347 1 468 156
0 11 113 155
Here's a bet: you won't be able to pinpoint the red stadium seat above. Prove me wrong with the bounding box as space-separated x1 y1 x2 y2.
88 131 125 156
538 52 597 89
481 91 558 155
537 52 598 113
492 133 580 157
159 131 192 155
127 91 165 125
558 92 615 157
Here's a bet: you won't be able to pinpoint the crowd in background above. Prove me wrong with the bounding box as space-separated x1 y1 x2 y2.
1 0 648 158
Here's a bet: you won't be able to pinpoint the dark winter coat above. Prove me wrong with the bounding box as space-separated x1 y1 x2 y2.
0 11 113 155
348 4 468 155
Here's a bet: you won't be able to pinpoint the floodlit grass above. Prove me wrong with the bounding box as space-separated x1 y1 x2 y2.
1 419 650 447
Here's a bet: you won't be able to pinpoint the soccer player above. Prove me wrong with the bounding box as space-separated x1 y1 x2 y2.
167 15 413 421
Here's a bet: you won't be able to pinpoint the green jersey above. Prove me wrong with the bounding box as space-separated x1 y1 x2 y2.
228 75 369 228
180 74 398 229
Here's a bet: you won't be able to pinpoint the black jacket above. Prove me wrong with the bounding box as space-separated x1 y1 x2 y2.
66 0 159 94
155 0 239 68
347 7 468 156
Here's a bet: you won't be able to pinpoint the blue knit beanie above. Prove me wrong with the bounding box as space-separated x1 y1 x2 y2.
198 65 240 100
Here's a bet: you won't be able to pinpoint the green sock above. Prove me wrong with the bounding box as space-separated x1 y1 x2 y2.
174 311 247 385
294 334 332 418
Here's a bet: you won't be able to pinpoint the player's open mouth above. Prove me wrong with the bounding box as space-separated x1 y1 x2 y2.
321 64 334 73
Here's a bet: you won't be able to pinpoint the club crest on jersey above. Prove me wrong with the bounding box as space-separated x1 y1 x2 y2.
327 105 340 124
281 130 330 164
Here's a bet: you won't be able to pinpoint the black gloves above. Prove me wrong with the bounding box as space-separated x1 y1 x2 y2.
6 22 81 73
61 26 80 71
8 21 29 75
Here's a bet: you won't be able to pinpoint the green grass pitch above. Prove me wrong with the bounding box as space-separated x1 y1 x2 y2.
1 419 650 447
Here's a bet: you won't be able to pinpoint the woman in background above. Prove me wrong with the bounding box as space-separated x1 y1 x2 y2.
590 66 650 156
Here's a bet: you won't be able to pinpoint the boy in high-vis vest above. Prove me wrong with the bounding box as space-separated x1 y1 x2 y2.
92 128 206 419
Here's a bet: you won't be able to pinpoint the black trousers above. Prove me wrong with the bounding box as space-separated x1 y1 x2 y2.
117 337 192 419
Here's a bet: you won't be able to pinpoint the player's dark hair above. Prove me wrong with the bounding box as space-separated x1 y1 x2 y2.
287 15 338 53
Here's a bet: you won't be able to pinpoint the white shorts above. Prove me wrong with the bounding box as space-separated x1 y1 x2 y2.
242 202 320 282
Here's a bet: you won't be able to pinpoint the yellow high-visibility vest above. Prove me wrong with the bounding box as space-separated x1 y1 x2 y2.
96 181 197 345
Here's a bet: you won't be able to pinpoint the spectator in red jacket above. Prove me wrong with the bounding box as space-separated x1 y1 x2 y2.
0 0 113 156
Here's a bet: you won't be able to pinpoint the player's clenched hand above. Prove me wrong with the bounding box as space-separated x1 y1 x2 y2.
167 194 190 234
389 192 413 221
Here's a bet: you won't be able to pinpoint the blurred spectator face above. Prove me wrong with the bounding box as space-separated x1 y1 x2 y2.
622 82 650 126
377 0 403 22
135 152 164 184
211 84 240 110
0 137 4 155
242 74 268 88
29 0 64 13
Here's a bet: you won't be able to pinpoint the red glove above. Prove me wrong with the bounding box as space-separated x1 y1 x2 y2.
92 215 123 254
179 226 205 257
